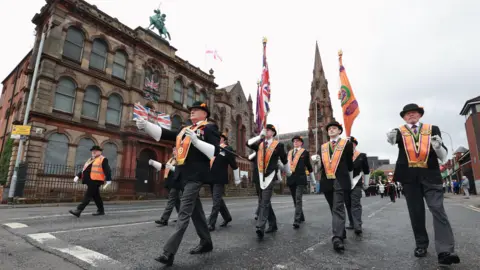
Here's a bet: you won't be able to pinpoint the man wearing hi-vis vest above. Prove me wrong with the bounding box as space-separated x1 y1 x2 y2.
387 103 460 266
69 145 112 217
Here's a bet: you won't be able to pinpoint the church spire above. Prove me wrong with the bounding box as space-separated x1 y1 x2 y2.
313 41 325 79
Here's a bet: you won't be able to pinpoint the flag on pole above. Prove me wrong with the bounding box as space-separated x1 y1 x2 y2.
133 102 171 130
205 49 223 61
337 50 359 137
255 37 270 132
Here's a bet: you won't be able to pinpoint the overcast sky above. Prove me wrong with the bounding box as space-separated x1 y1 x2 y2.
0 0 478 163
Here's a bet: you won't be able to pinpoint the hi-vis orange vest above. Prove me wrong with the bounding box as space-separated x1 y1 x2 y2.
83 156 105 182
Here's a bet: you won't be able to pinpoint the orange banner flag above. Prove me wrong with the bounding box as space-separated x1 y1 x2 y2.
337 50 360 137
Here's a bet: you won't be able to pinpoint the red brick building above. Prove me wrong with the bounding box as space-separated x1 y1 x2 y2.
460 96 480 185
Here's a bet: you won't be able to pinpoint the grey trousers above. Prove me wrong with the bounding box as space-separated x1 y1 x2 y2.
208 184 232 226
164 181 212 255
332 180 347 240
403 179 455 254
345 186 363 230
255 181 261 217
160 188 181 222
256 182 277 230
289 184 305 223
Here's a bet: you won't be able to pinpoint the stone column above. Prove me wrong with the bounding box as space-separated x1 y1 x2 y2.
80 41 92 69
72 88 85 122
98 97 108 126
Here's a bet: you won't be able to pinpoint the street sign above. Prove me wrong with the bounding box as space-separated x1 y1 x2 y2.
12 125 31 135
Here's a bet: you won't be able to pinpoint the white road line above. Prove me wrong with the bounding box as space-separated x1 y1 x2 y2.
3 222 28 229
28 233 57 243
465 205 480 213
3 208 166 221
367 202 392 218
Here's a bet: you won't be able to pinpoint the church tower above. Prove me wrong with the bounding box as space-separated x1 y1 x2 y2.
308 42 336 156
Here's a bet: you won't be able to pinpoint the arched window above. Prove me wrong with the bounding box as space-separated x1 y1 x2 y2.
103 142 118 175
75 138 95 170
185 119 192 126
187 86 195 107
171 115 182 131
44 133 69 173
144 68 159 92
89 39 108 71
173 79 183 104
198 91 207 103
106 94 122 125
63 27 84 61
54 78 76 113
112 51 127 80
82 86 101 119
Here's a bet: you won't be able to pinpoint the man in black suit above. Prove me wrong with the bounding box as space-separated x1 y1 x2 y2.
136 101 219 266
312 121 354 252
247 124 289 239
387 103 460 266
208 132 240 231
344 136 370 237
286 135 314 229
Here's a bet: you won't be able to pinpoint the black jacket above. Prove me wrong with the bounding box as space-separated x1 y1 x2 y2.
319 139 354 192
353 152 370 187
163 158 182 190
392 124 445 184
210 145 238 185
77 157 112 185
161 122 220 185
286 148 313 186
246 139 287 178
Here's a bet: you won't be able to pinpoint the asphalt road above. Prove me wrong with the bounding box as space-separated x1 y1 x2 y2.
1 194 479 270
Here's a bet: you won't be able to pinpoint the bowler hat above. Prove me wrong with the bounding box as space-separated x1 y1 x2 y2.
400 103 424 118
325 121 343 134
220 132 228 140
266 124 277 136
188 101 210 118
291 135 304 144
350 136 358 145
90 145 103 151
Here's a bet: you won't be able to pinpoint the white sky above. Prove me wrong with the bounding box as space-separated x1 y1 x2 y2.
0 0 478 162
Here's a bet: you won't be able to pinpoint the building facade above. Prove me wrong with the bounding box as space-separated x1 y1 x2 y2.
0 0 254 200
459 96 480 184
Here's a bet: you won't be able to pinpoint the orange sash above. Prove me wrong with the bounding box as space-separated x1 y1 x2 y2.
399 124 432 168
164 157 176 178
321 139 347 179
210 143 227 168
176 121 208 165
257 140 280 173
353 150 361 161
288 148 305 173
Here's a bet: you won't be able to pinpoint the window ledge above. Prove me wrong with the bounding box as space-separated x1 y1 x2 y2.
52 109 74 116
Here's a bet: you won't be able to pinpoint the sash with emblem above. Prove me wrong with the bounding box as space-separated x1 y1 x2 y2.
210 143 227 168
399 124 432 168
353 150 361 161
257 140 280 173
288 148 305 173
321 139 347 179
164 157 177 178
175 122 208 165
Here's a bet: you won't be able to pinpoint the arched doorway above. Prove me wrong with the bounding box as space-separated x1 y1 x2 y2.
135 148 157 193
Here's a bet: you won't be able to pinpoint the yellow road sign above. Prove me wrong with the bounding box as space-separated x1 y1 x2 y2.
12 125 31 136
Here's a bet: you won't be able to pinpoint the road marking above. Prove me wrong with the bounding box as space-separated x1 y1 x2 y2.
28 233 57 243
367 202 392 218
465 205 480 213
3 222 28 229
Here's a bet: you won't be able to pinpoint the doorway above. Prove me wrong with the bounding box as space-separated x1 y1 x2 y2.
135 148 157 193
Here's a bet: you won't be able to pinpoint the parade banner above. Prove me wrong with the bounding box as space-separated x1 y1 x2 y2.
255 37 271 132
133 102 171 130
338 50 359 137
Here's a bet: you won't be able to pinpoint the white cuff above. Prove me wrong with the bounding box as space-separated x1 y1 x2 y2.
248 152 256 160
434 147 447 164
285 161 292 176
247 135 262 146
192 139 215 159
149 160 163 171
233 168 241 185
364 174 370 189
277 160 285 171
169 165 176 172
309 173 316 184
144 122 163 141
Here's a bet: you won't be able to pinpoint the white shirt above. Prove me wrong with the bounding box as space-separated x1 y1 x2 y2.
330 136 340 143
406 122 421 129
265 138 273 146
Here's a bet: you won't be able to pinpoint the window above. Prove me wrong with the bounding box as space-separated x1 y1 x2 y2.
89 39 108 71
106 94 122 125
187 86 195 106
82 86 101 119
475 104 480 113
75 138 95 170
44 133 69 173
63 27 84 61
173 80 183 104
198 92 207 103
112 51 127 80
103 142 117 175
144 68 159 92
54 78 76 113
171 115 182 131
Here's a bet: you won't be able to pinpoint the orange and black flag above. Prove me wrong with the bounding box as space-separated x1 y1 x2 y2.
337 50 359 137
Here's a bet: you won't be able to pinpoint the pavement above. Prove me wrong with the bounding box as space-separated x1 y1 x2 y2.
1 194 479 270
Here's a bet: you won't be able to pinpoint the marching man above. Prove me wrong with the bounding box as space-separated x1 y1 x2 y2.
247 124 289 239
387 103 460 265
312 121 354 252
150 147 182 226
208 132 241 231
69 145 112 217
136 101 219 266
286 135 314 229
344 136 370 237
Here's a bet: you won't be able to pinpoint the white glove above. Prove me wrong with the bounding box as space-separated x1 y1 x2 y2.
106 181 111 185
260 128 267 137
248 152 256 160
185 129 199 145
73 176 79 183
149 159 163 171
363 174 370 189
387 129 398 145
277 160 285 171
285 161 292 177
165 163 175 172
233 168 241 186
311 154 321 164
309 173 316 185
136 117 147 129
432 135 447 163
431 135 443 149
185 129 215 159
275 170 282 184
137 117 162 141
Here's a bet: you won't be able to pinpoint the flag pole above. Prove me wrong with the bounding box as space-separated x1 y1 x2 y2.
262 37 268 186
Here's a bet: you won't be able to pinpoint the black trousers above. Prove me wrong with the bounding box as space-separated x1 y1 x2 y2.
289 184 305 223
77 183 104 212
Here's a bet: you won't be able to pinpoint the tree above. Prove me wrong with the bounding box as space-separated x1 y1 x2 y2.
371 170 386 183
0 139 14 186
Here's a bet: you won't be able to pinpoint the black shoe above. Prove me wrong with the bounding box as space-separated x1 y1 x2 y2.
265 225 278 233
219 218 232 227
69 209 81 218
354 229 362 235
438 252 460 265
293 223 300 229
332 238 345 252
189 242 213 255
342 230 347 240
92 211 105 216
208 225 215 232
346 225 354 230
155 251 174 266
254 215 258 220
414 247 427 257
256 228 264 240
155 220 168 226
300 215 305 223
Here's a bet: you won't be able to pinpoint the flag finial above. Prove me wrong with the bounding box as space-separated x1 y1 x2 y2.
338 49 343 56
262 37 268 43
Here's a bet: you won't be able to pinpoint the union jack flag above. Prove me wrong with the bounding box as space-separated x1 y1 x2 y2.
133 102 171 130
156 113 171 130
133 103 148 120
205 49 223 61
255 38 270 132
145 76 159 90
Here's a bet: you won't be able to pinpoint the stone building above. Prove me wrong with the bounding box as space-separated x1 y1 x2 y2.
278 130 309 153
0 0 254 199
